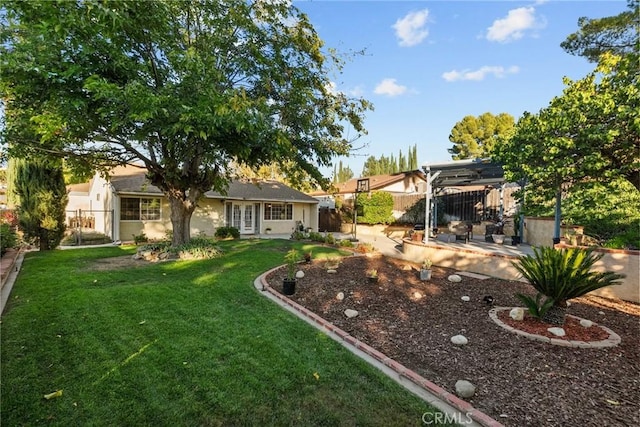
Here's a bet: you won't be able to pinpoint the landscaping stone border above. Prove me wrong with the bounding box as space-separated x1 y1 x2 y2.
488 307 621 348
255 265 505 427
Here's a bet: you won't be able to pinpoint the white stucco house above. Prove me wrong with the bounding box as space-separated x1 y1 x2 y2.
66 165 319 241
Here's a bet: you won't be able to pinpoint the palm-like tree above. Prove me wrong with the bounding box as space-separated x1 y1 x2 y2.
513 247 624 325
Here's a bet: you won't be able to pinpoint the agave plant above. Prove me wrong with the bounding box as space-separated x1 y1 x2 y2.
513 247 624 325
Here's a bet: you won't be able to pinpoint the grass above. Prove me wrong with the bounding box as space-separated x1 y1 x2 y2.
1 239 452 426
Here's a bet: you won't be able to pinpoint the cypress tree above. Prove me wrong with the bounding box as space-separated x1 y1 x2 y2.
11 157 68 250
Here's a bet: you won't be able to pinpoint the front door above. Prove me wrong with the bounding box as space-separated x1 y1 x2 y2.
232 203 254 234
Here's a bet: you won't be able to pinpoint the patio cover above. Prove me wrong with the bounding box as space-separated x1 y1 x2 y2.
421 158 505 188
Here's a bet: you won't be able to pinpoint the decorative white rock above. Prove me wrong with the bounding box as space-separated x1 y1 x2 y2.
336 292 345 301
509 307 525 321
344 309 359 318
448 274 462 283
461 296 471 302
451 335 468 345
327 269 337 274
455 380 476 398
547 327 566 337
295 270 305 279
580 319 593 328
413 291 423 300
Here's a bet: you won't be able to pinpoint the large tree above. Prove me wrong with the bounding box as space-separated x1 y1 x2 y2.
448 112 514 160
561 0 639 62
9 157 67 250
494 52 639 195
0 0 371 245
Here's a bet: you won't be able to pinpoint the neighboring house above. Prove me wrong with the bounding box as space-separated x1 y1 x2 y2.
310 170 427 219
66 165 318 241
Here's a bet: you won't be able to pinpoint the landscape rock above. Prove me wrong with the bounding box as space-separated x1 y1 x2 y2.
295 270 305 279
448 274 462 283
336 292 345 301
509 307 525 321
451 335 468 345
413 291 423 299
344 309 359 318
461 296 470 302
580 319 593 328
402 264 413 271
327 269 337 274
547 327 566 337
455 380 476 398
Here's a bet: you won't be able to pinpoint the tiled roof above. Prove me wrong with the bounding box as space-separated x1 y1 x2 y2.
311 170 426 196
108 167 317 204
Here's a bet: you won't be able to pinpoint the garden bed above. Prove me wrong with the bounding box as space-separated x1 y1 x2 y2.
266 255 640 427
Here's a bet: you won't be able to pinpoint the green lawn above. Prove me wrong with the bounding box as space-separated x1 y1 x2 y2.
1 239 449 426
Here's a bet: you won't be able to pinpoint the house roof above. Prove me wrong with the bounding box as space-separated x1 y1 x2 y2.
67 182 91 194
108 166 317 204
422 158 505 188
311 170 426 196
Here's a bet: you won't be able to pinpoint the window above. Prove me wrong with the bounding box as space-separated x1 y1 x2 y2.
120 197 161 221
263 203 293 221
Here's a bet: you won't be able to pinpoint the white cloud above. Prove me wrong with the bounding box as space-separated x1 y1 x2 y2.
393 9 430 47
442 65 520 82
486 6 544 43
374 78 408 96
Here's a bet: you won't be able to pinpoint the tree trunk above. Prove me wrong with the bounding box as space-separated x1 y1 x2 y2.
166 191 198 247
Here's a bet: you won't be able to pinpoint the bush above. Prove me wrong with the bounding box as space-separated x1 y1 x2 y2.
339 239 354 247
290 230 305 240
215 226 240 239
355 191 394 225
308 232 325 243
513 247 624 324
0 223 18 256
133 232 149 245
324 233 335 245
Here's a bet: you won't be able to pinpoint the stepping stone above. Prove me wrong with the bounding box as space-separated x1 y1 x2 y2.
455 271 490 280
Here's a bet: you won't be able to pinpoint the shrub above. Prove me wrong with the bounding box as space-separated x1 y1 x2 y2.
173 237 222 260
355 242 375 253
339 239 354 247
290 230 305 240
133 232 149 245
0 223 18 256
215 226 240 239
355 191 394 225
513 247 624 324
324 233 335 245
308 232 325 243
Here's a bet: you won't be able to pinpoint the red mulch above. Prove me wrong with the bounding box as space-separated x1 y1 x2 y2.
266 254 640 427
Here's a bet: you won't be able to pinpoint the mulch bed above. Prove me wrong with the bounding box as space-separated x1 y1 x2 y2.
266 254 640 427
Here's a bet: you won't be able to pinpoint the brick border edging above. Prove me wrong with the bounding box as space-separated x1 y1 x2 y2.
489 307 621 348
255 266 504 427
0 248 21 290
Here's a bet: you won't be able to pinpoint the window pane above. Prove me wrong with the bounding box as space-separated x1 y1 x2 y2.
286 204 293 220
140 198 161 220
121 198 140 220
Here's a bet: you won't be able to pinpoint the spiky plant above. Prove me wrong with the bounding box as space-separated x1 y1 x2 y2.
513 247 624 325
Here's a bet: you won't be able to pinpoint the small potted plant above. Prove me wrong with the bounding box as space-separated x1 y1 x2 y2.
511 216 521 245
420 258 432 281
282 249 299 295
367 269 378 283
265 227 272 235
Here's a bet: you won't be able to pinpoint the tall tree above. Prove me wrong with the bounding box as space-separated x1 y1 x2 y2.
408 144 418 170
561 0 639 62
0 0 371 246
448 112 515 160
495 53 639 195
10 157 67 250
333 160 353 184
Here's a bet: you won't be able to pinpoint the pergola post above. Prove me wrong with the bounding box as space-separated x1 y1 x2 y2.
423 167 441 244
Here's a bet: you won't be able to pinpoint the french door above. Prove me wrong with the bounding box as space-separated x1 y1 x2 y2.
229 202 258 234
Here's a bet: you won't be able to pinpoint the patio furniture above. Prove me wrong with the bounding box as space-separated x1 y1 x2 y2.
448 221 472 243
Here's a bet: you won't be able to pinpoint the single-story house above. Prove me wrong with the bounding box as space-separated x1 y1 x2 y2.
66 165 319 241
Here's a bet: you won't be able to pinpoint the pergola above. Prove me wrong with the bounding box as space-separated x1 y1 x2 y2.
421 158 510 243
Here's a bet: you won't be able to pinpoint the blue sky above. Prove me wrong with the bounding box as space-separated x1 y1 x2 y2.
293 0 627 177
